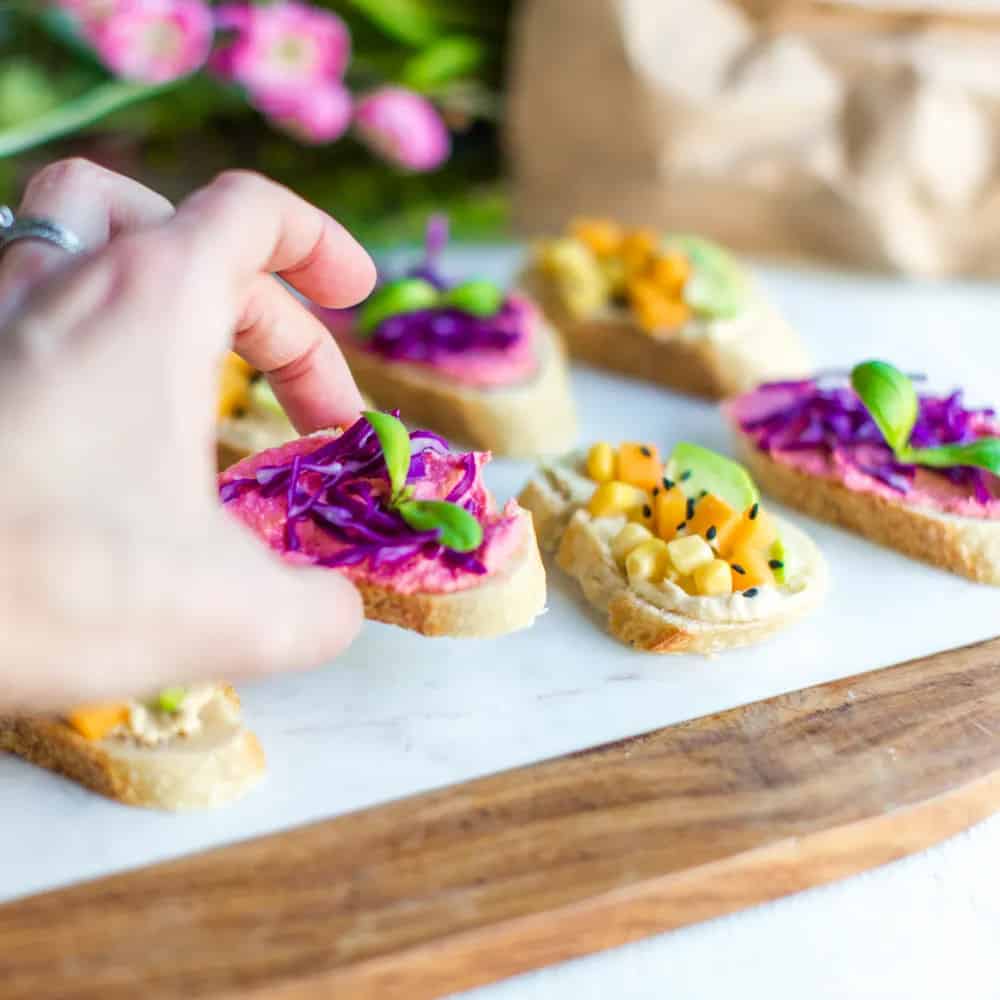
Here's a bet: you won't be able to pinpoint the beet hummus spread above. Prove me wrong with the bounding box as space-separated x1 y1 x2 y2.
728 378 1000 520
220 420 524 595
317 293 540 390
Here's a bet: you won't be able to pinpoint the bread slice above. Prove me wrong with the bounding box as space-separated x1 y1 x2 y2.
519 455 828 654
733 436 1000 586
356 512 546 637
0 687 265 811
217 411 297 471
519 271 810 399
333 317 577 457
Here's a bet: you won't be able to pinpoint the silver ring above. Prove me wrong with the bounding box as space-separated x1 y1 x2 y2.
0 206 84 256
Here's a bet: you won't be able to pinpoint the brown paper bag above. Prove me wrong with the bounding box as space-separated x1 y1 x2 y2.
507 0 1000 277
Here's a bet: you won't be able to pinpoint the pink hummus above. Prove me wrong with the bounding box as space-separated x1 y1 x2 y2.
220 434 525 594
727 387 1000 520
315 293 540 389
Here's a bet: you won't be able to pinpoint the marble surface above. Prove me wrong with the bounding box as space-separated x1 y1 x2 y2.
2 248 999 998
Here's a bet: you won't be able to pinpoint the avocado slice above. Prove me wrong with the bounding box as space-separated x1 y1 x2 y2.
665 442 759 510
663 234 747 320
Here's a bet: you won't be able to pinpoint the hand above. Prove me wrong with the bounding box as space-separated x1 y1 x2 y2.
0 160 376 712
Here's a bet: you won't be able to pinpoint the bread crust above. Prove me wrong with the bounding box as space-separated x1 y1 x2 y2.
519 272 810 399
734 437 1000 585
356 512 547 637
519 459 827 653
217 413 297 471
0 689 265 811
336 318 577 457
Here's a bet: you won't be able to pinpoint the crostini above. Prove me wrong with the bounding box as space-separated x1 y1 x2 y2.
217 351 297 470
728 361 1000 584
520 439 827 653
314 217 577 457
0 685 265 810
521 219 810 398
220 411 546 637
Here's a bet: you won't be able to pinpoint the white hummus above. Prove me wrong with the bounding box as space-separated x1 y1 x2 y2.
114 685 239 748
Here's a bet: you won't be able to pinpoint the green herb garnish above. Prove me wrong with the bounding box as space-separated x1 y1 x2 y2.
358 275 505 337
851 361 1000 477
153 687 187 714
362 412 484 553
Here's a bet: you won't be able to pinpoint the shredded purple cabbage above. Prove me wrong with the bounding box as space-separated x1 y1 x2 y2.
220 414 488 575
739 377 998 500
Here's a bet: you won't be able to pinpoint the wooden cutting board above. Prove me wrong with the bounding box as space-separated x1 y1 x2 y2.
4 636 1000 1000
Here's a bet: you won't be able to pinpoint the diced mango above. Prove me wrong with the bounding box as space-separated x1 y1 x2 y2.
722 503 779 556
686 492 739 549
588 481 650 519
619 228 658 274
219 354 252 419
586 441 617 483
611 522 654 567
625 538 671 583
649 250 691 294
654 485 688 542
617 442 663 492
693 558 734 597
627 277 691 333
667 534 715 576
66 704 130 742
729 544 775 591
570 217 623 257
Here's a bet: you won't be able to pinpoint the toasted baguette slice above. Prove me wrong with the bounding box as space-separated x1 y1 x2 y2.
0 687 265 811
520 271 810 399
519 455 827 654
217 411 298 471
356 512 546 637
733 437 1000 586
333 317 577 457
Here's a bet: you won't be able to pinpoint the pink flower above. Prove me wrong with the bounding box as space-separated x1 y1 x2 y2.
212 2 350 97
354 87 451 172
87 0 214 83
254 83 352 145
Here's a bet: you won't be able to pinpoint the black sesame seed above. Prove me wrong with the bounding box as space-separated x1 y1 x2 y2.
768 559 784 570
731 563 746 575
676 522 687 532
662 477 674 490
640 445 651 457
652 486 660 496
744 587 759 598
685 498 695 520
680 469 692 481
706 525 717 541
642 504 652 518
699 489 708 498
749 502 759 520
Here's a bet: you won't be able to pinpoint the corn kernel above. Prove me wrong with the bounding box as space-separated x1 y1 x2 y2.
625 538 671 583
570 217 623 257
693 558 734 597
654 485 688 541
667 534 715 576
611 522 653 567
586 441 617 483
535 237 608 318
587 480 650 519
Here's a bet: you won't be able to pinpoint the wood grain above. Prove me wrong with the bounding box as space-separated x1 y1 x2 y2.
5 637 1000 999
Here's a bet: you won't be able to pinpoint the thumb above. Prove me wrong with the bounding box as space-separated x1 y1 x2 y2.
181 513 365 683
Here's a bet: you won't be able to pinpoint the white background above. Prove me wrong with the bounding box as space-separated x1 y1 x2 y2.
2 248 999 998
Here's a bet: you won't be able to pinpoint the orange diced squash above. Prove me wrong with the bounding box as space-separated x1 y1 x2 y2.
654 485 688 542
66 704 130 741
650 250 691 295
686 492 739 547
619 228 658 274
722 503 779 556
570 217 623 257
728 545 775 591
617 442 663 492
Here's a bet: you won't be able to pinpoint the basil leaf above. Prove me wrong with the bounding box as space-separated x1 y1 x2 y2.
363 411 412 501
153 687 187 714
358 278 439 336
851 360 918 455
397 499 483 553
903 438 1000 477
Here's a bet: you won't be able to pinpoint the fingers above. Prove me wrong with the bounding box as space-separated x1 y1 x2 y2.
0 158 173 323
235 276 365 431
172 170 376 309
